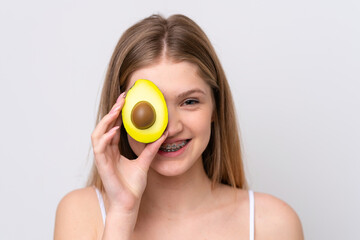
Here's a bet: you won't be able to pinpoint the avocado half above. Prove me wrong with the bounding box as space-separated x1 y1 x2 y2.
122 79 168 143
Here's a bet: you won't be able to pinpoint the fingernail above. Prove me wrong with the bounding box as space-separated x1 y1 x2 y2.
110 126 120 133
116 92 126 103
163 130 168 137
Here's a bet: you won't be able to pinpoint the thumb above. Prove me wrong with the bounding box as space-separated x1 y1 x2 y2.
136 131 168 171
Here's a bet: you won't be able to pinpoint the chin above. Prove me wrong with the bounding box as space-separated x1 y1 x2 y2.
149 158 190 177
149 151 204 178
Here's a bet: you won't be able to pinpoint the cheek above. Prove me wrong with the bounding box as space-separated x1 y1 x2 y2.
186 110 213 138
127 134 146 157
200 116 213 141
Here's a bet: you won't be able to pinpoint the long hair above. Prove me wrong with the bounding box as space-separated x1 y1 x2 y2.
87 14 247 191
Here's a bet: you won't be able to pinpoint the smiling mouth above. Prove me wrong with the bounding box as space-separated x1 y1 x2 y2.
159 139 190 152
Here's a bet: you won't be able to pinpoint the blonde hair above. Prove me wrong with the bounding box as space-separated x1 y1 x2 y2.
87 14 247 191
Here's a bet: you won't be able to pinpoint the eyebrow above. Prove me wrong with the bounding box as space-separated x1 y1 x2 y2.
176 88 206 99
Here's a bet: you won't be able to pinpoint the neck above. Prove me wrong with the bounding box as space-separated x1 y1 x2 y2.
138 159 214 218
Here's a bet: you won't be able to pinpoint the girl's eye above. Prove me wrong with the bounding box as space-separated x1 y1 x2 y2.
183 99 199 106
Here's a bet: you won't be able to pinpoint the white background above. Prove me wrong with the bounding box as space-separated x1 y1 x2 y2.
0 0 359 239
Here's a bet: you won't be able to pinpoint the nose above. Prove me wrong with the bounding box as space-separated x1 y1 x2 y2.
166 106 183 137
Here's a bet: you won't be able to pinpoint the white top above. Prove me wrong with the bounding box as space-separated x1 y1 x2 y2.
94 187 106 225
95 188 255 240
249 190 255 240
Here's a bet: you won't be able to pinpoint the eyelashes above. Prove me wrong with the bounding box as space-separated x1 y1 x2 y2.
182 99 200 106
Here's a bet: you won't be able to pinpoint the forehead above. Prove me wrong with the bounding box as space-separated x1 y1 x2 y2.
127 60 212 97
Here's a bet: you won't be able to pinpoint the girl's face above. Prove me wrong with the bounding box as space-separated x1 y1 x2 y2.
126 59 214 177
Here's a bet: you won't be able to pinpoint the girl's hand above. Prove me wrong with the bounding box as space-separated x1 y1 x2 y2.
91 92 167 213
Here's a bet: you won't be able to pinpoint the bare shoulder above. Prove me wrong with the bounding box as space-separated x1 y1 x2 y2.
54 186 102 240
254 192 304 240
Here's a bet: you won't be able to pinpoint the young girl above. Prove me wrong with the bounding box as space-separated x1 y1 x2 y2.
54 14 304 240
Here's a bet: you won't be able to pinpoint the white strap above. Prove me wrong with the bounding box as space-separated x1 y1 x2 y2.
95 187 106 225
249 190 255 240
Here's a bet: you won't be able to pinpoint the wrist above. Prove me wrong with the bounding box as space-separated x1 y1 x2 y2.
108 199 140 215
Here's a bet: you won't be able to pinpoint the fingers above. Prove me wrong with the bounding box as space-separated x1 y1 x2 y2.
137 131 168 171
95 151 121 191
91 92 126 147
92 125 120 155
108 93 125 130
110 112 123 146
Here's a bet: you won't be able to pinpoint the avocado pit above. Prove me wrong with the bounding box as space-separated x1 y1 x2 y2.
131 101 156 129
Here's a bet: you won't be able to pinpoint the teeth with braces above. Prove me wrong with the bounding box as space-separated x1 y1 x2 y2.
160 140 188 152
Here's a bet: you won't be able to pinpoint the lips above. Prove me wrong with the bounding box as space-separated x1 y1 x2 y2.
159 139 190 152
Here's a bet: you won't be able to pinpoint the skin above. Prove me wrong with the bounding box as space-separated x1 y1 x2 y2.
54 58 304 240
